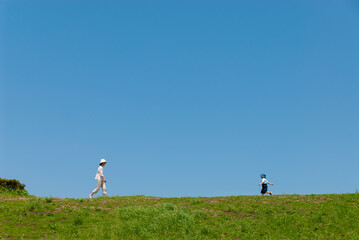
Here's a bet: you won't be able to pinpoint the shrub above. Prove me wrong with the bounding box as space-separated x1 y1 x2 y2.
0 178 26 191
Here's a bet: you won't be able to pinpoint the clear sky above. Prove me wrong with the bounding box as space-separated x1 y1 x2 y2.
1 1 358 198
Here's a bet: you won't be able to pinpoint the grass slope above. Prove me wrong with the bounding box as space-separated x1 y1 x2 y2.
0 193 358 239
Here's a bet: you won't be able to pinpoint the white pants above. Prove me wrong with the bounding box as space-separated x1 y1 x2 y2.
92 179 107 196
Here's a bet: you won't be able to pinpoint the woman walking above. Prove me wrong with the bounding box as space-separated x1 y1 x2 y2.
89 159 107 198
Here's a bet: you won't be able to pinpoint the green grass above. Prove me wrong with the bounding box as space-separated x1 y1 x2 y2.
0 193 358 239
0 186 30 197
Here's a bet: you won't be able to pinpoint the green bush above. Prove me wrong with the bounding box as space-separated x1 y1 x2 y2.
0 178 29 197
0 178 26 191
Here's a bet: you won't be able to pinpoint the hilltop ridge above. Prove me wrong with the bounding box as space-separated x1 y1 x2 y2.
0 193 358 239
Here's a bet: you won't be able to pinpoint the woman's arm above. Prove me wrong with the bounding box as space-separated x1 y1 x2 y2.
100 168 106 182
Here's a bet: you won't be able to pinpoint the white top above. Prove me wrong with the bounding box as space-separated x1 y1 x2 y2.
261 178 268 184
95 166 104 180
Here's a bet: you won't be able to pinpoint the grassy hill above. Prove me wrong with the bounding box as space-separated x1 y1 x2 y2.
0 192 358 239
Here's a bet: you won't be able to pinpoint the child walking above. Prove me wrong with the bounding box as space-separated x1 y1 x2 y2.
259 173 273 196
89 159 107 198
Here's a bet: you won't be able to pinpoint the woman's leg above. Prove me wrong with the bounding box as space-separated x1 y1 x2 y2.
90 179 102 198
101 180 107 196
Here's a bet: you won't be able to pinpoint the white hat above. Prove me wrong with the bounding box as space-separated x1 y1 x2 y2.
100 159 107 164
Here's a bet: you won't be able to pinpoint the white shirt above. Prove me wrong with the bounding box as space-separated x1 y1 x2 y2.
95 166 104 180
261 178 268 184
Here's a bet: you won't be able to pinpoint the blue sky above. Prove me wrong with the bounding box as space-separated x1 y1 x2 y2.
1 1 358 198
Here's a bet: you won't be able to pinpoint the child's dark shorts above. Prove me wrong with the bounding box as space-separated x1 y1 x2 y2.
261 184 268 194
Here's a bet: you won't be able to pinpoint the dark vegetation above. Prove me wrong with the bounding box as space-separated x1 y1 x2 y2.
0 178 29 197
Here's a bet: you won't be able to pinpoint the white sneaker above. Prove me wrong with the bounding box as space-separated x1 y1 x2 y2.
89 195 93 199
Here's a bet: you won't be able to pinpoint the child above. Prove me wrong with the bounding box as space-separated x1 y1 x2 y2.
259 173 273 196
89 159 107 198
